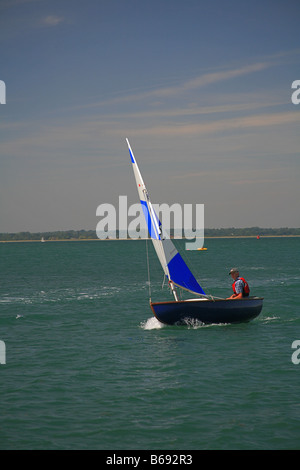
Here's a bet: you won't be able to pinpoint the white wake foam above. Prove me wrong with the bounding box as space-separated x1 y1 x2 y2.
140 317 165 330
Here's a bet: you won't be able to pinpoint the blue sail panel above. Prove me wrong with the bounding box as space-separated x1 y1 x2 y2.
128 145 135 163
167 252 206 295
140 200 160 240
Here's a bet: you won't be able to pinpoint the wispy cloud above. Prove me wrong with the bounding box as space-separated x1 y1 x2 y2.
118 111 300 137
173 167 291 186
154 62 270 97
2 109 298 160
72 61 273 111
105 99 286 120
41 15 64 27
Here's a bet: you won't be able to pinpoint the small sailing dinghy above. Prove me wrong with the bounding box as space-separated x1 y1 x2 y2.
126 139 263 325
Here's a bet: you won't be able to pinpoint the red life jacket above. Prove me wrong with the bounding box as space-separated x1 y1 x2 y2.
232 277 250 297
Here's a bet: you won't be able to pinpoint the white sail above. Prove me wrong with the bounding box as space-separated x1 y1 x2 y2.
126 139 206 297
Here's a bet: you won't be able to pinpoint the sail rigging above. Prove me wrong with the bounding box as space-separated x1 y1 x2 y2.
126 138 206 297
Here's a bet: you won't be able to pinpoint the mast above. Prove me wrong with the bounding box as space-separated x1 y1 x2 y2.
169 281 178 301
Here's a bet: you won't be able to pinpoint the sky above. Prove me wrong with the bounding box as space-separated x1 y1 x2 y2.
0 0 300 232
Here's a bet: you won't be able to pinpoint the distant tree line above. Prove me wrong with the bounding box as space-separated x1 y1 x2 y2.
0 230 97 241
205 227 300 237
0 227 300 241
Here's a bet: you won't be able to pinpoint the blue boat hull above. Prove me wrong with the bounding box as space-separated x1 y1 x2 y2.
150 297 263 325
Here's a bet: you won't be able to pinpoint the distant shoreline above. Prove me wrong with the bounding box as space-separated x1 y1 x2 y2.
1 227 300 242
1 235 300 243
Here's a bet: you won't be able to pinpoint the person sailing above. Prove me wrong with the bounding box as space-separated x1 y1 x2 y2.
227 268 250 299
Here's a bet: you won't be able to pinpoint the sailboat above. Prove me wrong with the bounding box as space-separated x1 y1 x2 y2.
126 139 263 325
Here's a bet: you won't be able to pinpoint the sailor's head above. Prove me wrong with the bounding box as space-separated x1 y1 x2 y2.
229 267 239 279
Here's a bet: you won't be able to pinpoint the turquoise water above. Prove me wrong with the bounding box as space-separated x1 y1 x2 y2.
0 238 299 450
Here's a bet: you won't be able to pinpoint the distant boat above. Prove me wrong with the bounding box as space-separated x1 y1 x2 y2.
41 237 45 242
126 139 263 325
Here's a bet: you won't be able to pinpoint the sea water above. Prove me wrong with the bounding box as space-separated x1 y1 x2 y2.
0 238 299 449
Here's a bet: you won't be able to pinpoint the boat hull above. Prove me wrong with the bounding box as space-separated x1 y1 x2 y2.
150 297 263 325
